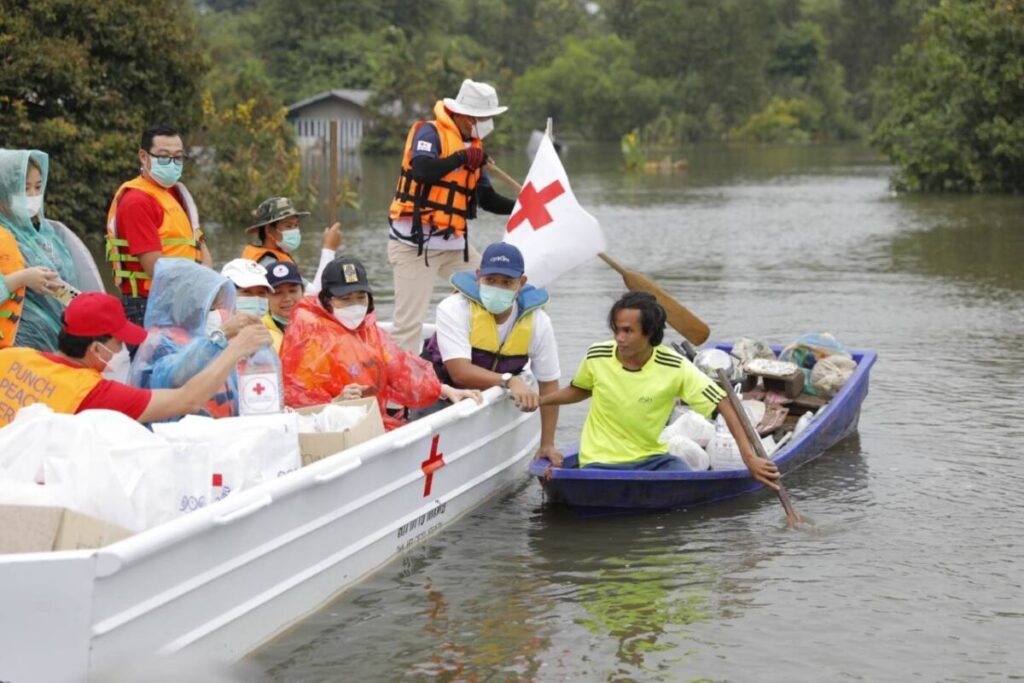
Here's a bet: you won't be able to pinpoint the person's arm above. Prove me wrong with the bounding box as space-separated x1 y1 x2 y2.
534 384 591 408
477 182 515 215
138 251 161 278
199 241 213 268
307 223 341 294
138 324 270 423
536 379 562 465
717 398 781 490
409 153 467 183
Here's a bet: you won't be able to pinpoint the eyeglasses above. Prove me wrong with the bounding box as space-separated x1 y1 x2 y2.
147 151 188 167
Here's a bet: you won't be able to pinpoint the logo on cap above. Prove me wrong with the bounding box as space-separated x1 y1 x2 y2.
244 261 262 273
490 255 510 263
343 263 359 283
272 264 289 277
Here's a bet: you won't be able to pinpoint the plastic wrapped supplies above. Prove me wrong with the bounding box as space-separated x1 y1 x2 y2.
811 356 858 398
732 337 776 366
666 435 710 471
661 407 715 448
295 403 368 434
0 404 302 532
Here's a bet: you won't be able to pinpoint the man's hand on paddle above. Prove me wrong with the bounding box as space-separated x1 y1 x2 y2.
743 456 780 491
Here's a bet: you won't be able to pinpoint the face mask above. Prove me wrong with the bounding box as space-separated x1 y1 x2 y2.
236 296 268 317
206 310 222 335
333 304 368 330
148 158 182 189
98 343 131 383
271 312 290 326
473 118 494 140
24 194 43 218
479 283 516 315
278 228 302 252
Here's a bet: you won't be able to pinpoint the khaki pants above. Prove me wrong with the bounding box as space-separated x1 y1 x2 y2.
387 240 481 353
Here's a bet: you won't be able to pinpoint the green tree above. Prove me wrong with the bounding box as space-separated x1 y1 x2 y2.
871 0 1024 193
0 0 207 233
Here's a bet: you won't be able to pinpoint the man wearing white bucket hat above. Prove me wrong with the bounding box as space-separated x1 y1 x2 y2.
387 79 516 353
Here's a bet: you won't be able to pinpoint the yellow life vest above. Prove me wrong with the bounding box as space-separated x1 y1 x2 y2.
262 312 283 354
0 347 102 427
388 101 482 242
242 244 295 267
468 300 534 371
0 227 26 349
105 176 203 297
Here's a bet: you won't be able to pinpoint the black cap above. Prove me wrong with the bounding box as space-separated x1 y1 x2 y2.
322 256 372 297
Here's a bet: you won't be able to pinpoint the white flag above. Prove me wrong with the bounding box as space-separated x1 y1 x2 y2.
502 134 606 287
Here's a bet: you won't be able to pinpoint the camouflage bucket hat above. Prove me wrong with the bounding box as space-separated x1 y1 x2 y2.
245 196 310 233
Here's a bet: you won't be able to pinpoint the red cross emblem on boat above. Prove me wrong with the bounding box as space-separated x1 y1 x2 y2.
420 434 445 497
506 180 565 232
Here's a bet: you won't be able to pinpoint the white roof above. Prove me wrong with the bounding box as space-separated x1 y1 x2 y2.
287 89 375 115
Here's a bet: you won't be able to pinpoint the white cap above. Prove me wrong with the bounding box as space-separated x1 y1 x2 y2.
443 79 508 118
220 258 273 292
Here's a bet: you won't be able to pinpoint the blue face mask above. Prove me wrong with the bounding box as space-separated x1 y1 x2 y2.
236 296 269 317
278 228 302 252
479 283 517 315
149 159 182 188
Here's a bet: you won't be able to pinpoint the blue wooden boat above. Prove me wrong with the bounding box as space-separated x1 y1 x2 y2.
529 344 877 510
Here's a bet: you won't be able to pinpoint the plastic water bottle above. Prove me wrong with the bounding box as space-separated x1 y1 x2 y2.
237 344 283 415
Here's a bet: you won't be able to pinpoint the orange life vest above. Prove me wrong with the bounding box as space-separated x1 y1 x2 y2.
0 227 26 349
388 101 482 245
241 244 295 267
105 176 203 297
0 347 102 427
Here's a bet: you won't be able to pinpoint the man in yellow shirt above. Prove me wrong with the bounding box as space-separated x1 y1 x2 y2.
528 292 779 489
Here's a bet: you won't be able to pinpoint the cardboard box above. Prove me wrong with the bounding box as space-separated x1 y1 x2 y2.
295 396 385 466
0 505 133 554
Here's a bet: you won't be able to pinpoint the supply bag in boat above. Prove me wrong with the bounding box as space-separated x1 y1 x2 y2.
152 412 302 497
0 504 132 554
294 396 385 466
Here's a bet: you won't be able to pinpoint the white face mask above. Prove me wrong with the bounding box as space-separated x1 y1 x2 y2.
333 304 368 330
98 343 131 383
236 296 268 317
24 194 43 218
206 310 222 335
472 118 494 140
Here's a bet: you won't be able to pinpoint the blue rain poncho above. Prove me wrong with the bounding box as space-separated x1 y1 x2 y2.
0 149 81 351
130 259 238 421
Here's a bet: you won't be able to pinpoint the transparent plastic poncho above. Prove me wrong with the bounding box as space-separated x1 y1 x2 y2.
279 297 442 431
130 259 238 421
0 149 80 351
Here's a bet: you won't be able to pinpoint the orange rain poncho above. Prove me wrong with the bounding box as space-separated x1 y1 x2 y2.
280 296 442 430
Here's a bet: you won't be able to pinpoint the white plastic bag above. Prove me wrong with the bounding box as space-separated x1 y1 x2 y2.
666 434 710 471
661 407 715 447
811 356 857 398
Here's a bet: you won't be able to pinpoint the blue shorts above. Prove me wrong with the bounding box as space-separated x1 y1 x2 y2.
582 454 692 471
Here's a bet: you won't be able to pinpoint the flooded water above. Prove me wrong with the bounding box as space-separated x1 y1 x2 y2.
198 143 1024 681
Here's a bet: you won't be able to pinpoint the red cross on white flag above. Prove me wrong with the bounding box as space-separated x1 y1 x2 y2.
503 133 606 287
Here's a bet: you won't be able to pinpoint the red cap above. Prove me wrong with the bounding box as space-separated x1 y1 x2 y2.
64 292 148 345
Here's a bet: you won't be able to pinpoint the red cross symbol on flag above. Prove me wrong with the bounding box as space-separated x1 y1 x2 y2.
420 434 445 497
506 180 566 232
252 383 265 396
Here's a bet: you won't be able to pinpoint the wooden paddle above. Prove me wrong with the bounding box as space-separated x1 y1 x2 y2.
486 160 711 344
714 365 802 526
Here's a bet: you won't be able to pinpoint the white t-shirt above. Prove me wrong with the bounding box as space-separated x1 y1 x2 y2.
434 293 561 382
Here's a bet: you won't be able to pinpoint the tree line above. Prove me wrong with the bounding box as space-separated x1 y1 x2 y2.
1 0 1020 235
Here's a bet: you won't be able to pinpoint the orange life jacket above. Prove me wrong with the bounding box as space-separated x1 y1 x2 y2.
241 244 295 267
0 347 102 427
0 227 26 349
105 176 203 297
388 101 482 248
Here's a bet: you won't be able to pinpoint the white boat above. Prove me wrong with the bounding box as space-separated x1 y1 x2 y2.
0 383 538 681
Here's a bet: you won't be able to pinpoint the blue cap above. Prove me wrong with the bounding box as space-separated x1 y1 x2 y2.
265 260 303 288
479 243 525 278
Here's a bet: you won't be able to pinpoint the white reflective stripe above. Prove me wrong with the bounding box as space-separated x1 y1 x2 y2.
175 182 202 239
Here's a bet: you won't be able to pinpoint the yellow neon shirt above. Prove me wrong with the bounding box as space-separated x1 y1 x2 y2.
571 341 726 467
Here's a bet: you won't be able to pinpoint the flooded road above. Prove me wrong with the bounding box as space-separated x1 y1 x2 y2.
201 142 1024 681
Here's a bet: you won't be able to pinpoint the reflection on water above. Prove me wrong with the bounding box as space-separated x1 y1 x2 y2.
76 141 1024 681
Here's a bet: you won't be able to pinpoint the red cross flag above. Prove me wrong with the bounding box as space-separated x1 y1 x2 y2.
503 133 605 287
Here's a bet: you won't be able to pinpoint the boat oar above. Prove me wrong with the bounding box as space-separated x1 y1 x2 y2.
486 159 711 344
714 365 802 526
